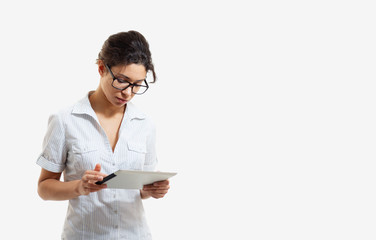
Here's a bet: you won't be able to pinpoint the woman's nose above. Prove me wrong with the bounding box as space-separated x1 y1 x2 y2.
122 86 133 95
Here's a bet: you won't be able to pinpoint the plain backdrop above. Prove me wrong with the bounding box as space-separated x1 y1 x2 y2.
0 0 375 239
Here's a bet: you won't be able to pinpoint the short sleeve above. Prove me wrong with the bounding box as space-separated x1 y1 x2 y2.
143 121 158 171
36 114 67 173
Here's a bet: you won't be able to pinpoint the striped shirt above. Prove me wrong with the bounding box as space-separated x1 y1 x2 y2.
37 93 157 240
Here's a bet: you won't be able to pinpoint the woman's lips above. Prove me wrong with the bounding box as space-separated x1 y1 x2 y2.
116 97 127 104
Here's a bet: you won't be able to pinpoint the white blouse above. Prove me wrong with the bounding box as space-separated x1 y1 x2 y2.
37 93 157 240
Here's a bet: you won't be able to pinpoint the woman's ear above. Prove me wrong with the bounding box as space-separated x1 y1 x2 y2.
97 60 106 77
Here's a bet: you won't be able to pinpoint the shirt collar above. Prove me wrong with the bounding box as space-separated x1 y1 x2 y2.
71 92 146 120
125 101 147 120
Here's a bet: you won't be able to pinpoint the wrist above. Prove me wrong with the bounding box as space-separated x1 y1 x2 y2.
140 189 151 199
74 180 84 197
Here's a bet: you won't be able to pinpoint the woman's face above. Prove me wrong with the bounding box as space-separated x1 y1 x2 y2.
99 63 147 107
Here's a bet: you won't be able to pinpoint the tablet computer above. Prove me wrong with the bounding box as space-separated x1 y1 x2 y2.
95 170 177 189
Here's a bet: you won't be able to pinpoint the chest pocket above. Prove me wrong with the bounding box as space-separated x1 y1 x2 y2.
71 144 99 173
126 141 147 170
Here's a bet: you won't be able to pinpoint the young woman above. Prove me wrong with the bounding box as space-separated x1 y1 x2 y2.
37 30 170 239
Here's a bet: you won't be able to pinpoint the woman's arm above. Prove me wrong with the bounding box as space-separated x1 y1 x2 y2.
37 164 107 201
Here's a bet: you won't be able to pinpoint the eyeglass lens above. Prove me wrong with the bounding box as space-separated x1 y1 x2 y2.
112 80 148 94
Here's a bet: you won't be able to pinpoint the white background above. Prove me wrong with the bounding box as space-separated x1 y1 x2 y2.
0 0 375 239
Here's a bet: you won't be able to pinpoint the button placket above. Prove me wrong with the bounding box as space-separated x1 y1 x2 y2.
109 150 116 170
112 189 119 232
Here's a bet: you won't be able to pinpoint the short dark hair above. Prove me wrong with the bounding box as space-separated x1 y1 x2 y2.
97 30 156 83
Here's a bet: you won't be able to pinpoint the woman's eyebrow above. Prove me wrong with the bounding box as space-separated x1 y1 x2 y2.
116 73 145 82
116 73 131 80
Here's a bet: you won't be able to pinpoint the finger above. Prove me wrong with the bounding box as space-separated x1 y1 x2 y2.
89 184 107 192
144 184 170 191
94 163 101 172
153 188 169 194
153 186 170 192
85 170 107 177
153 180 170 186
144 187 169 195
85 182 107 190
143 186 159 191
152 193 166 199
142 183 154 190
83 174 104 182
153 184 170 190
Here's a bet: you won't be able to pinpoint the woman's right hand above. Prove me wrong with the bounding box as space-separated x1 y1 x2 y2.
77 163 107 195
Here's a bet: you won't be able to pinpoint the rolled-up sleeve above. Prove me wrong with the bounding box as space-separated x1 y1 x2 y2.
36 114 67 173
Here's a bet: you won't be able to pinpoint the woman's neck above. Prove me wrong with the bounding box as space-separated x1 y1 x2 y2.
89 89 125 117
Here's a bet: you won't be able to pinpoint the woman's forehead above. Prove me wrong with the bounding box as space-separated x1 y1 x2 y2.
112 63 147 81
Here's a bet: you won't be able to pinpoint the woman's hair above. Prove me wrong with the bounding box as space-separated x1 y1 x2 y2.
97 30 156 83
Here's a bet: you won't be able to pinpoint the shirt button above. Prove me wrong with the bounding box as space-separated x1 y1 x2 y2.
114 210 118 214
112 163 115 166
115 225 119 229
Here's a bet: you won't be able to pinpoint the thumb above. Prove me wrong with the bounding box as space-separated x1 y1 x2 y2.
94 163 101 172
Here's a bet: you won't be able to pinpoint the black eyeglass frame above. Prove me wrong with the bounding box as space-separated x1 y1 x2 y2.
105 64 149 95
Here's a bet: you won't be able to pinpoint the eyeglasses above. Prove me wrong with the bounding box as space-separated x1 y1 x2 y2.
105 64 149 95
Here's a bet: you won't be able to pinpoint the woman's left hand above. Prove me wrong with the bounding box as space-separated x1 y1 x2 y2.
141 180 170 199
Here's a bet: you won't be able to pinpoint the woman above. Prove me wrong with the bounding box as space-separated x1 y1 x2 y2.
37 30 170 239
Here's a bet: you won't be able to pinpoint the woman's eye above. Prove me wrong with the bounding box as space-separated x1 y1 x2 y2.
117 78 128 84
